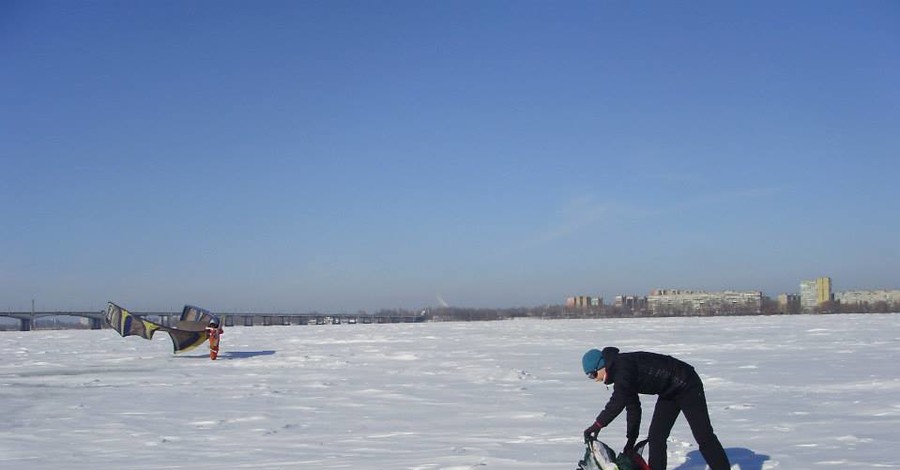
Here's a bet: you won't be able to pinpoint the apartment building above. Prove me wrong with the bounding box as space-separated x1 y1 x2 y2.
647 289 763 315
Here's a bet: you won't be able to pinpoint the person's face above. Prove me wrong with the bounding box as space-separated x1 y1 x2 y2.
587 367 606 383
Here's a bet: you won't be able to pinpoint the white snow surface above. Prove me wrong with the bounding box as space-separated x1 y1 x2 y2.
2 314 899 469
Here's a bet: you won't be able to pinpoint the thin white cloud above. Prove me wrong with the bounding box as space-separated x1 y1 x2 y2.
665 186 784 212
510 195 615 251
505 186 782 253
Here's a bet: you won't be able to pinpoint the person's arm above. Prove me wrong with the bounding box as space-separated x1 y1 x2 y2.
624 395 642 441
595 384 628 427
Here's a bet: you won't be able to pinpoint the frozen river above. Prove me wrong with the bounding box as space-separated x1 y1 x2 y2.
2 314 899 469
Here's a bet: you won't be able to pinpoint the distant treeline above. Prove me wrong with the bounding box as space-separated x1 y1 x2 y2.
814 300 900 314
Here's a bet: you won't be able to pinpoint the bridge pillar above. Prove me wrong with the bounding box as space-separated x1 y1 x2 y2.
20 318 32 331
90 318 103 330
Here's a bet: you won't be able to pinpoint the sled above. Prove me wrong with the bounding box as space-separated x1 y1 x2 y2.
576 439 619 470
576 439 649 470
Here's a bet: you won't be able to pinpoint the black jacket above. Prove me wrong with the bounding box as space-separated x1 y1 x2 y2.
594 347 698 439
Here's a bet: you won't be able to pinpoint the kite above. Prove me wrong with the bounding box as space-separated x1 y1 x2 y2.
105 301 221 353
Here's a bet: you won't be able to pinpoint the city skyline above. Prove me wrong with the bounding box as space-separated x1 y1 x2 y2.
2 2 898 313
578 276 893 301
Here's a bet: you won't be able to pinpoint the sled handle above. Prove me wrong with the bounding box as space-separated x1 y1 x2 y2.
633 439 649 456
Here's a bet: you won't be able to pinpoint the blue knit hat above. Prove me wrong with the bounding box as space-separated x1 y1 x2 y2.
582 348 606 374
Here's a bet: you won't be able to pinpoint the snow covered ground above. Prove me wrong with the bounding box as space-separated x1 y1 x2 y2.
2 314 899 469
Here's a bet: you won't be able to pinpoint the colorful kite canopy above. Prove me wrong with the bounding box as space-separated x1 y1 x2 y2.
105 302 220 353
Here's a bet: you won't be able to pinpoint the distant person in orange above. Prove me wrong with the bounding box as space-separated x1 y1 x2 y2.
206 318 223 360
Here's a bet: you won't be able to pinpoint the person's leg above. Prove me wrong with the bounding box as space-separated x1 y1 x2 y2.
209 335 220 360
678 382 731 470
647 397 680 470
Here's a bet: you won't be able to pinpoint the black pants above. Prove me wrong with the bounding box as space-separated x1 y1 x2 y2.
647 373 730 470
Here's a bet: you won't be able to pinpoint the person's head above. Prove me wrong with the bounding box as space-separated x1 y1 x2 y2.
582 348 606 382
208 319 219 328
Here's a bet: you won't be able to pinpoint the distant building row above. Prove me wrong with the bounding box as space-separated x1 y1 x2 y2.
565 296 603 308
792 276 900 313
566 276 900 316
568 289 763 315
836 289 900 305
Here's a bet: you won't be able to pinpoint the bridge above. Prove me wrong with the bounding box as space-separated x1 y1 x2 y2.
0 311 426 331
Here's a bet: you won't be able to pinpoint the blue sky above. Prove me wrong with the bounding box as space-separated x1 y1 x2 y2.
2 1 898 313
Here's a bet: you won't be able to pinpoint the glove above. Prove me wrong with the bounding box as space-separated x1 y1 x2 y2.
583 421 602 443
622 437 636 454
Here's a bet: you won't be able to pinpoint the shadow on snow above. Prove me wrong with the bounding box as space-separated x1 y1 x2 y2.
672 447 770 470
176 350 277 360
221 350 276 359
